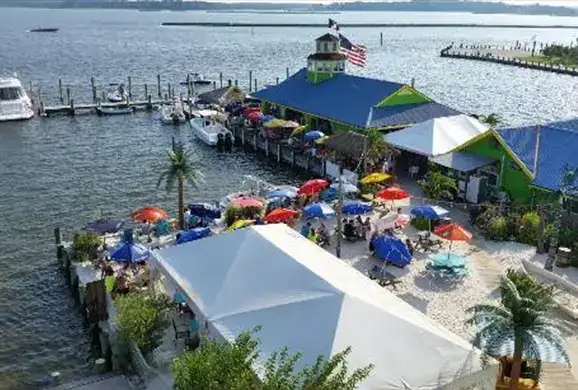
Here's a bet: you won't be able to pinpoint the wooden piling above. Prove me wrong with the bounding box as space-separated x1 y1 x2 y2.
101 91 105 101
254 78 257 92
66 87 71 105
235 79 238 86
70 99 75 116
128 76 132 99
286 67 289 79
147 94 152 110
249 70 253 92
58 78 63 103
276 77 279 85
167 83 171 99
213 81 217 90
144 84 148 100
228 79 232 87
54 227 62 246
380 32 383 46
157 74 161 98
90 77 96 103
219 72 223 88
277 143 281 163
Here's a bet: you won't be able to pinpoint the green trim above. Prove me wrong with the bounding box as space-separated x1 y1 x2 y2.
376 85 432 108
306 70 334 84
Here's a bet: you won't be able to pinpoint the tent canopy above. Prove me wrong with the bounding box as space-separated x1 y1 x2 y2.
384 114 489 157
153 224 495 390
196 86 245 105
430 151 496 172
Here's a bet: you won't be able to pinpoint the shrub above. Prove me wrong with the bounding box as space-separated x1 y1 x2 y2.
487 216 508 241
505 212 522 241
418 171 457 200
518 212 541 245
115 292 171 356
224 205 264 226
72 231 102 262
411 217 430 231
475 203 502 233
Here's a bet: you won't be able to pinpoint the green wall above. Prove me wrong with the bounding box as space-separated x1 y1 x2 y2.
462 136 533 204
306 71 335 84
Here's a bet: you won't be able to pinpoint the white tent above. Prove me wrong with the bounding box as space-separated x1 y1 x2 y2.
384 115 489 157
153 225 497 390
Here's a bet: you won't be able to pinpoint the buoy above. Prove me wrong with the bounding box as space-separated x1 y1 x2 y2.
51 372 61 385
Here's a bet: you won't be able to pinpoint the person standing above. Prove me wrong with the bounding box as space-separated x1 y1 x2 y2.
183 208 191 230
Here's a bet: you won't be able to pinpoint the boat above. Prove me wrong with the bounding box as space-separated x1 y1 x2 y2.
28 28 59 33
106 85 128 103
0 75 34 122
160 103 187 124
189 109 233 146
180 73 212 86
96 106 135 116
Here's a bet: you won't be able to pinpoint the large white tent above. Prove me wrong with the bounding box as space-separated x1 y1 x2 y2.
384 114 489 157
153 225 497 390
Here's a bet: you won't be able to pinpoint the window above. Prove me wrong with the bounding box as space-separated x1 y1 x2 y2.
0 87 21 101
317 42 321 52
323 42 328 52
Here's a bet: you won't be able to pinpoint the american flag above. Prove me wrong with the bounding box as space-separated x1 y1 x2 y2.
338 33 367 67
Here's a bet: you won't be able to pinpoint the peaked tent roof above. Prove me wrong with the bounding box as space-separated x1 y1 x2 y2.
154 224 496 390
196 86 245 105
384 114 489 157
497 119 578 192
252 69 459 129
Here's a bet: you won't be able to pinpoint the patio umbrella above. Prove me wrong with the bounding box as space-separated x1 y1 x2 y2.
264 208 298 223
360 172 392 185
177 227 212 244
131 206 168 223
267 188 297 199
231 196 263 208
434 222 473 257
260 114 276 123
376 186 410 201
297 179 328 195
430 252 467 269
247 111 263 122
395 214 410 227
342 201 373 216
109 241 149 264
242 107 261 117
330 181 358 194
291 125 308 137
320 187 338 202
304 130 325 142
188 203 221 219
227 219 254 231
410 205 449 220
282 120 300 128
86 219 123 235
371 235 412 267
263 118 286 128
304 202 335 219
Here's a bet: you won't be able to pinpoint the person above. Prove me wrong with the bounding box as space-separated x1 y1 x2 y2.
343 220 356 240
308 228 319 244
184 208 191 229
300 222 311 238
318 221 329 243
369 231 379 255
406 238 414 257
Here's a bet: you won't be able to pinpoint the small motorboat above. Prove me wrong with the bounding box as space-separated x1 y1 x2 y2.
180 73 212 86
96 106 135 116
0 75 34 122
160 103 187 125
28 28 59 33
189 109 233 146
106 84 128 103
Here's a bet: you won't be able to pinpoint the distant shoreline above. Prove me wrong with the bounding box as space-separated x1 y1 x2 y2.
161 22 578 29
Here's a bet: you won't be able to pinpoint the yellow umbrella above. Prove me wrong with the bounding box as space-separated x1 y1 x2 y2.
291 125 308 137
227 219 254 231
263 119 286 128
283 120 300 128
360 172 392 185
315 135 330 144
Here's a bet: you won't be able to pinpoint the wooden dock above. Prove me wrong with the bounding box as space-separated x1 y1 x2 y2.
440 44 578 76
41 98 191 117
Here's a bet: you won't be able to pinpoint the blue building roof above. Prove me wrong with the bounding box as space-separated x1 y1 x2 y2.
497 119 578 192
253 68 460 129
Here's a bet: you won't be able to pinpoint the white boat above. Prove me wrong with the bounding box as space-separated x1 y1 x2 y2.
189 109 233 146
106 85 128 102
160 103 187 124
0 76 34 122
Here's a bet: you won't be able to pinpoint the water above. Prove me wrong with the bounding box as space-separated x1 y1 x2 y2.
1 7 578 387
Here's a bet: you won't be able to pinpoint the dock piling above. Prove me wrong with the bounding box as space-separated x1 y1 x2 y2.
54 227 62 246
249 70 253 92
58 78 63 103
90 77 96 103
213 81 217 90
276 77 279 85
167 83 171 99
380 32 383 46
235 79 238 86
144 84 148 100
70 99 75 116
254 78 257 91
66 87 71 105
228 79 232 87
286 67 289 79
128 76 132 99
147 94 152 110
219 72 223 88
157 74 161 98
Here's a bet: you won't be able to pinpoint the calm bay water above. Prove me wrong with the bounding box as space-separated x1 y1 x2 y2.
1 7 578 387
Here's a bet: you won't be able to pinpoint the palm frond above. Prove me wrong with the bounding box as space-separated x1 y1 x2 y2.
529 328 570 363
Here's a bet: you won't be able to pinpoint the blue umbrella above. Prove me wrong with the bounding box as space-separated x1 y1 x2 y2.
188 203 221 219
342 201 373 216
177 227 212 244
371 235 412 266
320 187 338 202
267 188 297 199
430 252 467 268
109 241 149 264
304 130 325 142
261 114 276 123
304 202 335 219
86 219 123 235
410 205 450 220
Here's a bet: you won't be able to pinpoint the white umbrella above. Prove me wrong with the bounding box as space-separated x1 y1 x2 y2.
330 182 358 194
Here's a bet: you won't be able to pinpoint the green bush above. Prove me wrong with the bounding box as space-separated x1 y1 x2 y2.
475 203 502 233
115 292 171 356
72 231 102 262
224 205 264 227
411 217 430 231
487 216 508 241
505 212 522 241
518 212 541 245
418 171 458 200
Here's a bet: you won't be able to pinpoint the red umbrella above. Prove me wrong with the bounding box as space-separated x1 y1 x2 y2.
433 223 472 242
242 107 261 117
231 196 263 208
264 208 298 223
247 111 263 122
297 179 329 195
376 186 410 201
131 206 168 222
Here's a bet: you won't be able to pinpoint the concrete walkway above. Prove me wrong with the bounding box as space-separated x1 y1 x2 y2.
49 374 133 390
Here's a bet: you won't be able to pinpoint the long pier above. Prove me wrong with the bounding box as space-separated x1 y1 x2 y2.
440 44 578 77
162 22 578 29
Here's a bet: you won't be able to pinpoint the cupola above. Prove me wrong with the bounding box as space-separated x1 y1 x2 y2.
306 33 346 84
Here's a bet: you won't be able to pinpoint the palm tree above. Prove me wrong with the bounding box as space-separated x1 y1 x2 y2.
157 145 203 230
467 273 569 390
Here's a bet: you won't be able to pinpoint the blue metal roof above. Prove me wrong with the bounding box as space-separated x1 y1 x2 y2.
497 119 578 192
430 151 495 172
252 68 458 129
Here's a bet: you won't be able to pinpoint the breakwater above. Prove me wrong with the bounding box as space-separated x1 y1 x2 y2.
161 22 578 29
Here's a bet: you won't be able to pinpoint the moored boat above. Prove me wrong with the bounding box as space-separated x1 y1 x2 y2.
160 103 187 124
0 75 34 122
180 73 212 86
96 106 135 116
189 109 233 146
28 28 59 33
106 84 128 103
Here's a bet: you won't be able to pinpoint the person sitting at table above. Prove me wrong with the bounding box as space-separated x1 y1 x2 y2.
308 228 319 244
343 220 357 240
318 222 330 245
405 238 414 257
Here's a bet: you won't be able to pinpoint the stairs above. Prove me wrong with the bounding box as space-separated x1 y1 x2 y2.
541 363 578 390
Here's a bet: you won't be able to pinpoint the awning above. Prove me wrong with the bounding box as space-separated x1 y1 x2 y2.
430 151 495 172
